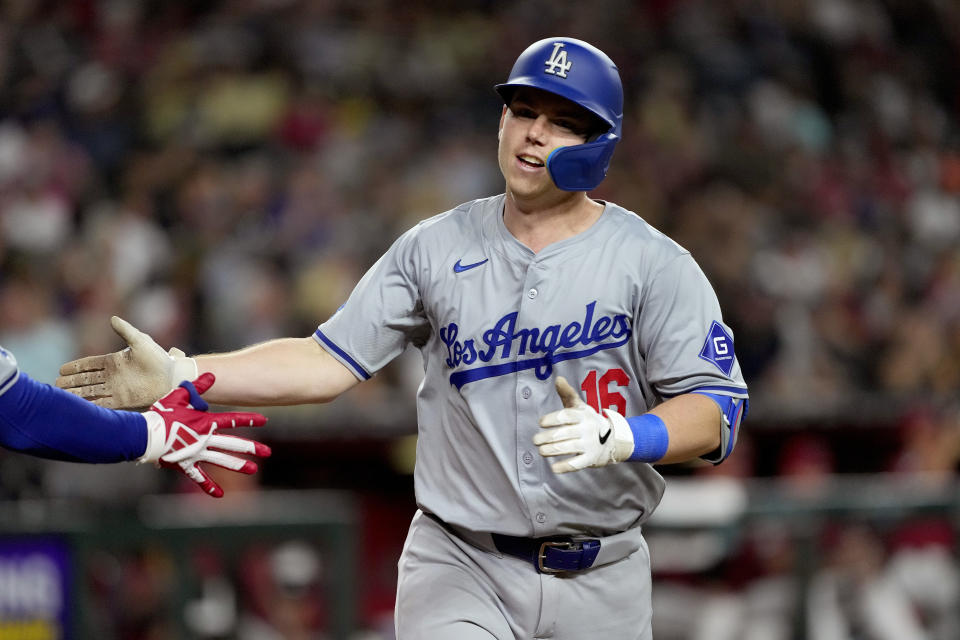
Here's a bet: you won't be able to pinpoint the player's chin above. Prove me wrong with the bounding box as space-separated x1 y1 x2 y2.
506 175 555 203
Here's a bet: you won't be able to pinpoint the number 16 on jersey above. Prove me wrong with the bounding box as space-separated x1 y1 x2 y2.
580 368 629 414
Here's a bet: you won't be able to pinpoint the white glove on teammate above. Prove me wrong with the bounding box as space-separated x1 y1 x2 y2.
57 316 198 410
534 376 635 473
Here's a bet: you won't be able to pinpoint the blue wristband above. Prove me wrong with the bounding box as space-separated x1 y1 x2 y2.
625 414 669 462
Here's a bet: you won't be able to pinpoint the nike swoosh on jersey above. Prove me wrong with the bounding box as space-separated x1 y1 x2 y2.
453 258 488 273
598 428 612 444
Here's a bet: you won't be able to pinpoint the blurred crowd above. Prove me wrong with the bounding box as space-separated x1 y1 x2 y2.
0 0 958 423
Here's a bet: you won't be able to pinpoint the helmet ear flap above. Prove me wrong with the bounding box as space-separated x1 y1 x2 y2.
547 133 618 191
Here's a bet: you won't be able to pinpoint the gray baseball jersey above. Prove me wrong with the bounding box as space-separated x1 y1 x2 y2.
316 194 747 538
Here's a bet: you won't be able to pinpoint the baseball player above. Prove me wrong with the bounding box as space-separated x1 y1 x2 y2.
58 37 748 638
0 344 270 498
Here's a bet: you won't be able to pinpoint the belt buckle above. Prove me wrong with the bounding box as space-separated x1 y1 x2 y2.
537 540 577 574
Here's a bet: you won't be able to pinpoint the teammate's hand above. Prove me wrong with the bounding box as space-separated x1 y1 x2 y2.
56 316 198 410
534 376 634 473
140 373 270 498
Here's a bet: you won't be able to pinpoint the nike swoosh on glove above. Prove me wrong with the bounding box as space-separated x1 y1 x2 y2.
534 376 634 474
140 373 271 497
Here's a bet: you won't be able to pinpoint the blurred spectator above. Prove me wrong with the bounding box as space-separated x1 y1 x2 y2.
886 519 960 640
0 270 75 384
236 541 328 640
890 406 960 482
689 522 798 640
808 523 930 640
778 432 837 498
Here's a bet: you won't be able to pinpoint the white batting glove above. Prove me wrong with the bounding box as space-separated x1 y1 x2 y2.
140 373 270 498
56 316 198 410
534 376 635 474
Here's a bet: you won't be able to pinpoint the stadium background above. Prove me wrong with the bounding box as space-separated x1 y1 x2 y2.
0 0 958 638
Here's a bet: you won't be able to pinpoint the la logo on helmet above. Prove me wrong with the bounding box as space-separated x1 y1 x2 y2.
544 42 572 78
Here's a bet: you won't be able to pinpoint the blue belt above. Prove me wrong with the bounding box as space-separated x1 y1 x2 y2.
491 532 601 574
423 512 604 574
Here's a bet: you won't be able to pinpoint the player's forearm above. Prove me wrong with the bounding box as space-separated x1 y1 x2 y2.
195 337 360 406
647 393 722 465
0 372 146 462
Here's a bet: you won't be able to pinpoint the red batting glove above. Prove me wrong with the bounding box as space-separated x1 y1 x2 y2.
139 372 270 497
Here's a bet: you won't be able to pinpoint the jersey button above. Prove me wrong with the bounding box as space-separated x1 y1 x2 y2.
522 451 534 465
527 288 538 299
536 512 547 524
521 386 531 399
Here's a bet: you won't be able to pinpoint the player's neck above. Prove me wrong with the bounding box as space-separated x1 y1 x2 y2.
502 192 604 253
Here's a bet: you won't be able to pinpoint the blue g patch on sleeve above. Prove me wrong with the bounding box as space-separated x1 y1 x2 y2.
699 321 735 376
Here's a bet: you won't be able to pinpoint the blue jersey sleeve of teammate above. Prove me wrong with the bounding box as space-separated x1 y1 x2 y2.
0 347 146 463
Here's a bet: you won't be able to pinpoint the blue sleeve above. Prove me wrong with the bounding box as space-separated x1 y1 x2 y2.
0 371 147 463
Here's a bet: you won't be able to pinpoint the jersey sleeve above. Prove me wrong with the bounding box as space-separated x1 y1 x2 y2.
638 253 746 394
636 254 748 462
0 347 147 463
315 225 430 380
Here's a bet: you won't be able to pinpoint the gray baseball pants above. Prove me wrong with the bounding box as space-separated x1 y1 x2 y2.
395 510 654 639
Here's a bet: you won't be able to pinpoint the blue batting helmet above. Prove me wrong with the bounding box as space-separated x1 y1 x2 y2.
495 37 623 191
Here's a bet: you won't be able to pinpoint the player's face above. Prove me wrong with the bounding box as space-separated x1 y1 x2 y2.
498 88 598 205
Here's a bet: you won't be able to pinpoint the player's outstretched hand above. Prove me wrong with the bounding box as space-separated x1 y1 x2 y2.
56 316 198 410
140 372 270 498
534 376 634 473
